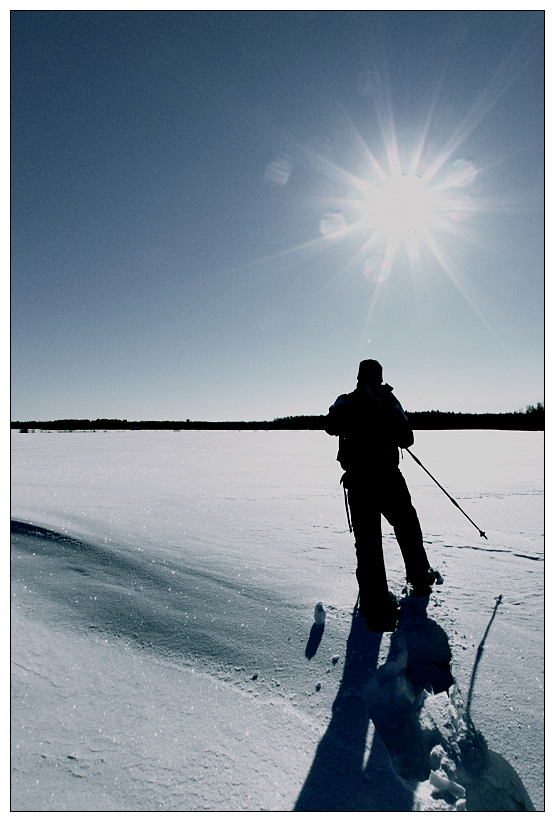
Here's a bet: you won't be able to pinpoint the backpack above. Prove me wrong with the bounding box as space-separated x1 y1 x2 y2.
325 385 413 471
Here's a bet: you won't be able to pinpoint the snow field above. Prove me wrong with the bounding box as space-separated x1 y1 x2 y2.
11 429 543 811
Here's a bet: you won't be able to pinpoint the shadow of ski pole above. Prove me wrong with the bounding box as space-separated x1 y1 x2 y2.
466 594 503 718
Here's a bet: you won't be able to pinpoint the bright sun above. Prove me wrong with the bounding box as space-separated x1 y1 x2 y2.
261 79 516 352
262 108 490 334
317 149 478 285
364 173 442 239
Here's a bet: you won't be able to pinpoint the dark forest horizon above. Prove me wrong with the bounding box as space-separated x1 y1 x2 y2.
12 403 544 432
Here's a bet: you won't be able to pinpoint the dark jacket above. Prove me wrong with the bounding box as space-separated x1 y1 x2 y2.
325 383 414 473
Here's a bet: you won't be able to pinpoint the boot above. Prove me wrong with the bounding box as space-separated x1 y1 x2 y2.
359 591 400 633
407 568 441 598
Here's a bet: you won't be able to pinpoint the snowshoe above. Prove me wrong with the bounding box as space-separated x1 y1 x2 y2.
407 568 443 598
358 591 400 633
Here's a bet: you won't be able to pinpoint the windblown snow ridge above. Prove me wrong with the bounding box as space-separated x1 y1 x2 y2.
10 519 281 668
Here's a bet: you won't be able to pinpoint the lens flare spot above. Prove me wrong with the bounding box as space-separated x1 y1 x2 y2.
448 159 477 187
264 155 293 186
319 211 347 237
364 256 391 283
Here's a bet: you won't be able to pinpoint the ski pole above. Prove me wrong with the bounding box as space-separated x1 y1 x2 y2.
404 448 487 539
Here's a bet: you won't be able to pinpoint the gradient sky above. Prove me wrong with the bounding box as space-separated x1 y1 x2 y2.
11 10 544 421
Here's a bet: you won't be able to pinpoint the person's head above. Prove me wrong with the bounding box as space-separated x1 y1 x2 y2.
357 359 383 388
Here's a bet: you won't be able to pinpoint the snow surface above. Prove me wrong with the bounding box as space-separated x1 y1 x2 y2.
11 429 543 812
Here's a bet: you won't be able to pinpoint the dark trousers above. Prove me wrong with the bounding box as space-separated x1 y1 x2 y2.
346 468 430 605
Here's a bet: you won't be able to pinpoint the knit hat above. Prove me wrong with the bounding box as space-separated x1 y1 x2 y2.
357 359 383 386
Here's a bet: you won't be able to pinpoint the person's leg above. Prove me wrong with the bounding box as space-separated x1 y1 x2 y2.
381 470 433 589
346 480 390 611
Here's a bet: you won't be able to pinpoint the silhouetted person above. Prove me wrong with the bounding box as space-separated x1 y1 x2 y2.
325 360 435 632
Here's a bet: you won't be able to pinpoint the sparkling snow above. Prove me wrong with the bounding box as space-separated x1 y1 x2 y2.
11 429 543 811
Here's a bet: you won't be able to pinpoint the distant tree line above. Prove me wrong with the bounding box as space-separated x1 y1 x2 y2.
406 403 544 431
12 404 544 432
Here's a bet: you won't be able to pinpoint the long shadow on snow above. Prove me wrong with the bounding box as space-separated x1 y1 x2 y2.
295 597 535 811
11 520 277 665
294 606 414 811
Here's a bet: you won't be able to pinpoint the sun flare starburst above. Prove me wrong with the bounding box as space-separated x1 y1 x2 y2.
318 150 478 283
259 98 509 351
301 126 511 350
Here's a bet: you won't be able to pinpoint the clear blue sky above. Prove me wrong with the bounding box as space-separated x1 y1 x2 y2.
11 10 544 421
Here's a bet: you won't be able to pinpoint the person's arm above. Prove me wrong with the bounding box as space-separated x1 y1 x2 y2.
324 394 352 436
389 394 414 449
